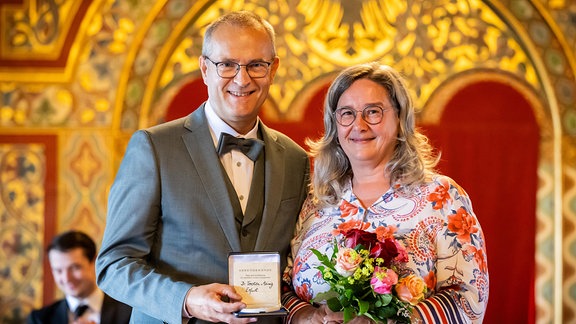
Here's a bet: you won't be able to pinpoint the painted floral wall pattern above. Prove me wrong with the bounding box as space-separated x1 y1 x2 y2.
0 0 574 323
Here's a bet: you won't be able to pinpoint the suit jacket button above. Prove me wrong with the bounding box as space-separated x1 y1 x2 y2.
242 228 249 237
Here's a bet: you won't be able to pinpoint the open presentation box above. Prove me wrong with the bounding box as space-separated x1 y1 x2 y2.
228 252 288 317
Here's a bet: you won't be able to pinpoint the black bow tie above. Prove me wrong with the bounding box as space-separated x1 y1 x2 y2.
217 132 264 161
74 304 89 319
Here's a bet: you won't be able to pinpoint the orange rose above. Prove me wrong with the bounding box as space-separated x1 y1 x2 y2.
447 207 478 244
424 271 436 291
375 225 398 241
339 200 359 217
395 274 427 305
474 247 488 273
333 220 370 236
295 282 313 302
427 179 451 210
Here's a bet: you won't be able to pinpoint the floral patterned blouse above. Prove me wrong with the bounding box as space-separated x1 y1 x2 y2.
282 175 489 323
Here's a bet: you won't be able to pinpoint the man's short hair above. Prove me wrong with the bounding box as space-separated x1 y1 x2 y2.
202 10 277 58
47 230 97 262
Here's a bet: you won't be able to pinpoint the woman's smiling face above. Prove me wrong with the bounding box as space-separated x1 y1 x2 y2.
336 78 399 169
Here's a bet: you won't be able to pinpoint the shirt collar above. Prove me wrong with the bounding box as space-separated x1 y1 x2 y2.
66 288 104 313
204 101 260 148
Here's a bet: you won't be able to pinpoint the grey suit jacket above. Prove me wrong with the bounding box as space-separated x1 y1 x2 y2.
96 105 310 324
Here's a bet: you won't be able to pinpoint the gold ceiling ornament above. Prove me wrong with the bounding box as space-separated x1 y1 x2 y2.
150 0 535 121
294 0 405 66
1 0 81 59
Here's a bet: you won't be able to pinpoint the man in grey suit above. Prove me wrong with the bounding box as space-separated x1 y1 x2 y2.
95 11 310 324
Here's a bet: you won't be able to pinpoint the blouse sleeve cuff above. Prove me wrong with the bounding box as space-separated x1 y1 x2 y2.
281 291 311 323
414 290 469 323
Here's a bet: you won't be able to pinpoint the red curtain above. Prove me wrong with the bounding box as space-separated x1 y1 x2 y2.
164 78 328 151
422 81 539 323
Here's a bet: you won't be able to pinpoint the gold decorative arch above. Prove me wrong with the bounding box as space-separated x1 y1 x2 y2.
0 0 575 323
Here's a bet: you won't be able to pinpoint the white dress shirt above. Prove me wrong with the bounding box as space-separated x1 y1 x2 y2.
66 288 104 323
180 103 262 322
205 101 259 214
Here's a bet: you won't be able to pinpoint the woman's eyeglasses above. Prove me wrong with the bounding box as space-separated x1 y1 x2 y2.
334 106 388 126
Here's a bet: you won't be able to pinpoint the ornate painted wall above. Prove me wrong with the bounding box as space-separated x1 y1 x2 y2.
0 0 574 323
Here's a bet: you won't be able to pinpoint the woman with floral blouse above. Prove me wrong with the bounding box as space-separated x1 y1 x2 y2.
282 62 489 323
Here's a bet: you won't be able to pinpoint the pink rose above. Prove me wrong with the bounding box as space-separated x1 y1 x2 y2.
370 267 398 294
335 247 363 277
395 274 427 305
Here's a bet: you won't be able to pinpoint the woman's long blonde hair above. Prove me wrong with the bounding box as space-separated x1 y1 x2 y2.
308 62 439 206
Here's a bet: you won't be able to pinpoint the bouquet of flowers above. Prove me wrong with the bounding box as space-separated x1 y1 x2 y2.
311 228 426 323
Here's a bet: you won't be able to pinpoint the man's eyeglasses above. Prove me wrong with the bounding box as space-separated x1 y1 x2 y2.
204 56 272 79
334 106 388 126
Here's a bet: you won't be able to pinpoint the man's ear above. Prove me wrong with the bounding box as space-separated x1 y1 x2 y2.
199 56 209 85
269 56 280 80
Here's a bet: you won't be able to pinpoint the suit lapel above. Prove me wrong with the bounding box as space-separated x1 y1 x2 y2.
254 123 286 250
58 300 70 324
242 140 264 226
100 295 114 323
182 106 241 251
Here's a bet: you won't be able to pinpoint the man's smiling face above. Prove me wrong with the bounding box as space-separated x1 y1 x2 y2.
200 23 279 134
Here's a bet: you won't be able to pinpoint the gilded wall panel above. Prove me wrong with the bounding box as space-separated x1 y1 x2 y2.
0 0 574 323
0 137 55 323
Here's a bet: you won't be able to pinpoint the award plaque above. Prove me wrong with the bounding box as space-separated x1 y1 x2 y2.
228 252 287 317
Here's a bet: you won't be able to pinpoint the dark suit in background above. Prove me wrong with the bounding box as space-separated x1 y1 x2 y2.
26 295 131 324
26 230 131 324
